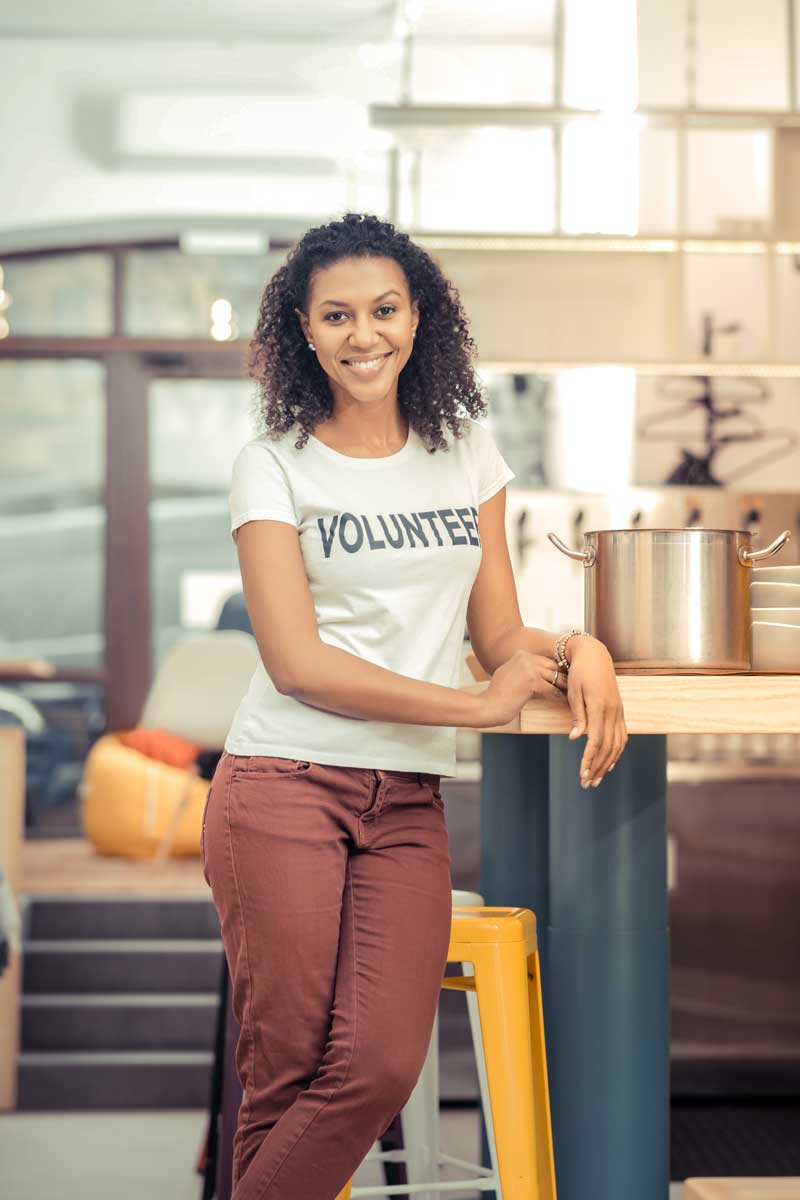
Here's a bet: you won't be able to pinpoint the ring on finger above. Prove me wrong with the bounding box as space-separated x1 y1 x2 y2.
552 669 559 686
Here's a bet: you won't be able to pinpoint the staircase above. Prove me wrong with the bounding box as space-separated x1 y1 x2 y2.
18 895 223 1110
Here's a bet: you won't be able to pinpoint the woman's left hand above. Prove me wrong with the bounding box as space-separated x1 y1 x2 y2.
561 637 628 789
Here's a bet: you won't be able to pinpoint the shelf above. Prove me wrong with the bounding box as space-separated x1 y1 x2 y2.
371 102 800 132
416 234 788 252
478 360 800 376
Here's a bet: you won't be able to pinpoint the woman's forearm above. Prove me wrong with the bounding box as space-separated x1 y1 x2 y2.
284 638 487 729
477 624 561 674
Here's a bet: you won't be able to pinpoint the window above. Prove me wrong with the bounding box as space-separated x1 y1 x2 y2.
1 254 112 336
0 359 106 666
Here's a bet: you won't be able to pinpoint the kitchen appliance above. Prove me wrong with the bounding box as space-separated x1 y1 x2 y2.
547 527 791 672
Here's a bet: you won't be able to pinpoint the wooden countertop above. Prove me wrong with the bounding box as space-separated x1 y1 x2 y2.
460 675 800 736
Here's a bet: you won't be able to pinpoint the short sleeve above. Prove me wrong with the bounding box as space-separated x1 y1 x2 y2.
228 440 299 543
469 419 516 504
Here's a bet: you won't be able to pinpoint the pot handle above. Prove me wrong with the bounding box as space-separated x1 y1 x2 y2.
547 532 597 567
739 529 791 565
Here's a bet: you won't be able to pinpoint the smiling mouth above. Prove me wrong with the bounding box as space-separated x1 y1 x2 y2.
341 351 394 372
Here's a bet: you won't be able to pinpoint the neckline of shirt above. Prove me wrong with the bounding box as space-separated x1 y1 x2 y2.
307 424 416 468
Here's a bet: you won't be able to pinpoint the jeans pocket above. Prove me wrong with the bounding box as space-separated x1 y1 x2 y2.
230 755 314 780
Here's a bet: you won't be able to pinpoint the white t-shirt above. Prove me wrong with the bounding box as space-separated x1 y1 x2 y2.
224 417 515 776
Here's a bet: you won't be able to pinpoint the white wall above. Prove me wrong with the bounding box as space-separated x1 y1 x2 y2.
0 37 398 238
638 0 789 108
437 248 680 362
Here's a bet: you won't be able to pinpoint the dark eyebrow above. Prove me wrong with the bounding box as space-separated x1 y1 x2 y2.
317 289 402 310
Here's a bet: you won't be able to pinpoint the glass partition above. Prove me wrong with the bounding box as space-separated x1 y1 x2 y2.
148 377 256 666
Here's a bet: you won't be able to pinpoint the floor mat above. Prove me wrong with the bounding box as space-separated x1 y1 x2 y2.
672 1101 800 1179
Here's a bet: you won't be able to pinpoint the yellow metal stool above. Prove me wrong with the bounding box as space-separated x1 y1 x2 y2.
341 905 556 1200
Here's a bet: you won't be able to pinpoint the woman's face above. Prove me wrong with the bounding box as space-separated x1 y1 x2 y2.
296 255 419 408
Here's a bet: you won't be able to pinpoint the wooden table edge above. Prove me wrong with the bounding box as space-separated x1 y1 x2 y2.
459 675 800 735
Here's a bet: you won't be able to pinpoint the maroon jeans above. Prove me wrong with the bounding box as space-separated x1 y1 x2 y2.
201 751 453 1200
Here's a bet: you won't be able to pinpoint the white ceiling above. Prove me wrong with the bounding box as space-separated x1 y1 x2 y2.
0 0 401 41
0 0 554 42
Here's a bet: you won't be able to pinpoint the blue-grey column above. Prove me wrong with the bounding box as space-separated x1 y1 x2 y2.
479 732 551 1200
478 732 670 1200
546 733 670 1200
480 731 550 929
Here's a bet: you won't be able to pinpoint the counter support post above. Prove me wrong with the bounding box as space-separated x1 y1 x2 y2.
478 732 551 1198
479 731 550 928
478 731 670 1200
547 732 670 1200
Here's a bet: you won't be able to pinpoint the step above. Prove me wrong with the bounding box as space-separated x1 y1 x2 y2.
22 938 223 993
26 895 220 941
20 992 219 1051
17 1050 214 1110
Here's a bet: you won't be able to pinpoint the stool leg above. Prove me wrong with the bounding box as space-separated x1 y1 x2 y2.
400 1006 441 1200
464 961 503 1198
528 950 556 1200
335 1182 353 1200
473 941 543 1200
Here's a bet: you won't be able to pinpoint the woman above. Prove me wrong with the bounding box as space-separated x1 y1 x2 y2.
201 212 627 1200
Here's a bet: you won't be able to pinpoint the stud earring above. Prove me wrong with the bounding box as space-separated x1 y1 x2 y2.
307 341 316 351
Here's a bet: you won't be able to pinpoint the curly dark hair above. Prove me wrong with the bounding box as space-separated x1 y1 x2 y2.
248 212 488 452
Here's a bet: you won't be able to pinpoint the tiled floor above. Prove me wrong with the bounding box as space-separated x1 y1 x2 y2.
0 1107 686 1199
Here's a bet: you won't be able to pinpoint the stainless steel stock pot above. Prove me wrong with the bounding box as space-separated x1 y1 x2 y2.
547 527 791 673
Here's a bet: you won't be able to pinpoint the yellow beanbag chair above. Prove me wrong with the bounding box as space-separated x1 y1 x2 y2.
80 732 211 860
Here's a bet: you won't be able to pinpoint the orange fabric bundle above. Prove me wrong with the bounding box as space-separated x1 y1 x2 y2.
117 728 200 769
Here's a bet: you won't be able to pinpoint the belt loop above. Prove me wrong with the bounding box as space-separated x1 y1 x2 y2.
416 771 423 785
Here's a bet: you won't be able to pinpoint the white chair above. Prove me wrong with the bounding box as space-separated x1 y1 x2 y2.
140 630 260 860
353 888 502 1199
140 629 260 748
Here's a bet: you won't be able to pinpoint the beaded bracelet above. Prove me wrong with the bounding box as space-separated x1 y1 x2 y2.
555 629 589 671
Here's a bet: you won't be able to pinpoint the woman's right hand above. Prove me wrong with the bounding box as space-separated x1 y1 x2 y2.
471 649 566 728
